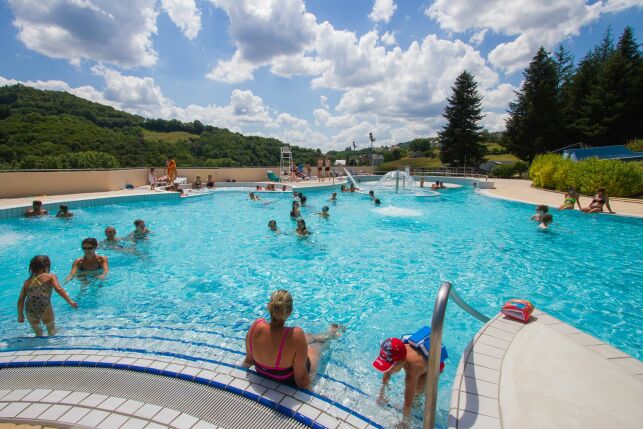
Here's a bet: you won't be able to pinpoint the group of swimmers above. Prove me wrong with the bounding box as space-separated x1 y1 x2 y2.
24 201 73 218
18 210 151 336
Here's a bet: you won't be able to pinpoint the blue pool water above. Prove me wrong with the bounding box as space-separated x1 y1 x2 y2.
0 187 641 428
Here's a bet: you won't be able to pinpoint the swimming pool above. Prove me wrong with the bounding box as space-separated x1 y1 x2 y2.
1 187 641 428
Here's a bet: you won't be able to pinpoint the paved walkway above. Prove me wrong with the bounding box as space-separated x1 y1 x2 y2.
450 311 643 429
484 179 643 217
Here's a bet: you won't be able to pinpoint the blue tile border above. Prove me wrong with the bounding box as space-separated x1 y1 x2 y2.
0 192 180 219
0 348 384 429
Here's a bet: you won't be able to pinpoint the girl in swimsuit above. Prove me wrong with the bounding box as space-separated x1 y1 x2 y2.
559 187 582 211
581 188 615 214
66 237 109 281
243 290 341 388
18 255 77 336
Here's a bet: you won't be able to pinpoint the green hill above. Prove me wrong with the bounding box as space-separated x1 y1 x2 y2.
0 84 321 169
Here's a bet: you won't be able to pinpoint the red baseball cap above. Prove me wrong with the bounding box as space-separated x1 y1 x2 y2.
373 338 407 373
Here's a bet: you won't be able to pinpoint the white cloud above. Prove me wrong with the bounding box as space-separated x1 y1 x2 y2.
207 0 317 81
381 31 397 46
8 0 159 68
369 0 397 23
426 0 608 73
469 29 487 46
206 51 256 83
161 0 201 40
602 0 643 13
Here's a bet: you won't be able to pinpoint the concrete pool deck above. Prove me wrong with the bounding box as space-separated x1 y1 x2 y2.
482 178 643 217
449 310 643 429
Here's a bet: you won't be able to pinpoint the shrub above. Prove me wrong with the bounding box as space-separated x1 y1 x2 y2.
490 164 516 178
626 138 643 153
529 154 643 197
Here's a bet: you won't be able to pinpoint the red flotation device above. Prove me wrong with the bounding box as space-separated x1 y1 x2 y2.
501 299 534 323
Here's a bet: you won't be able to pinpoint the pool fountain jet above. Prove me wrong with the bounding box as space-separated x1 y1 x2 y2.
379 170 416 193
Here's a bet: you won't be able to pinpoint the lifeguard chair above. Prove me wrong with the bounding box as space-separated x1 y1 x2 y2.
280 146 293 182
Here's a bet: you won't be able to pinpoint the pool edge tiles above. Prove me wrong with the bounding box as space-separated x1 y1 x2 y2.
448 310 643 429
0 349 382 429
0 191 180 219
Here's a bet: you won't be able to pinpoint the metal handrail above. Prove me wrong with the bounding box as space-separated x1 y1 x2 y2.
423 282 490 429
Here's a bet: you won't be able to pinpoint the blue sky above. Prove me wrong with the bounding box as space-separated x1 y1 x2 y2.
0 0 641 151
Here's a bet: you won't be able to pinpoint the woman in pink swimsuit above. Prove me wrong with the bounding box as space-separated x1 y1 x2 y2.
243 290 341 388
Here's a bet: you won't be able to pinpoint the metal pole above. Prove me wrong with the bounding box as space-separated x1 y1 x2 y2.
423 282 451 429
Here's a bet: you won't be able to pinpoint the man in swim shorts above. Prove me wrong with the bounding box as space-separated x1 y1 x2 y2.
374 337 432 423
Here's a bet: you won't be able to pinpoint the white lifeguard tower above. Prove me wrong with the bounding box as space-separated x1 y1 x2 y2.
280 146 293 182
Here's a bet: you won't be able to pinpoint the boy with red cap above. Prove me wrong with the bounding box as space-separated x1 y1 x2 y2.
374 337 444 423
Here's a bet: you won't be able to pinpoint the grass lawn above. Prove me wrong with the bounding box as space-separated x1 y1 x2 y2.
484 153 521 162
143 130 199 143
378 157 443 171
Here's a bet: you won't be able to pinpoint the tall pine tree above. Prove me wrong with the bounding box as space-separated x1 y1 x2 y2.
438 71 485 167
503 48 562 161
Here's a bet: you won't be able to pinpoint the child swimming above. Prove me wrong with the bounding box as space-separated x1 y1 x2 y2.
268 220 280 233
316 206 330 218
18 255 77 336
296 219 309 236
530 205 549 222
130 219 151 240
290 201 301 218
55 205 73 218
539 213 554 229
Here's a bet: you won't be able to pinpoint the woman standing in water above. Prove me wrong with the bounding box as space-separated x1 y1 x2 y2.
18 255 77 336
66 238 109 281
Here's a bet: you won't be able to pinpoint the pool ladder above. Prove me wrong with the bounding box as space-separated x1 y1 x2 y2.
423 282 490 429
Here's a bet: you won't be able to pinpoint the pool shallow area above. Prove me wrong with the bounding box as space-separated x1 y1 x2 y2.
0 187 641 428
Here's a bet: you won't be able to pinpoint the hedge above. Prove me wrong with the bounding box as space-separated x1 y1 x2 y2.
490 161 528 178
529 154 643 197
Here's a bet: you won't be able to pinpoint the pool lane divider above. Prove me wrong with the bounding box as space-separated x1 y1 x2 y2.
0 349 383 429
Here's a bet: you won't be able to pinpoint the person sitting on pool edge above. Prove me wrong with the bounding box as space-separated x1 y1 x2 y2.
192 175 203 189
374 337 442 424
24 200 48 217
55 205 73 218
66 238 109 281
242 290 342 389
18 255 77 337
530 205 549 222
539 213 554 229
581 188 615 214
559 187 582 211
130 219 151 240
296 219 309 236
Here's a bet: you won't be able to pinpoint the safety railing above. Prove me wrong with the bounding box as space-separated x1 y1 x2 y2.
423 282 490 429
